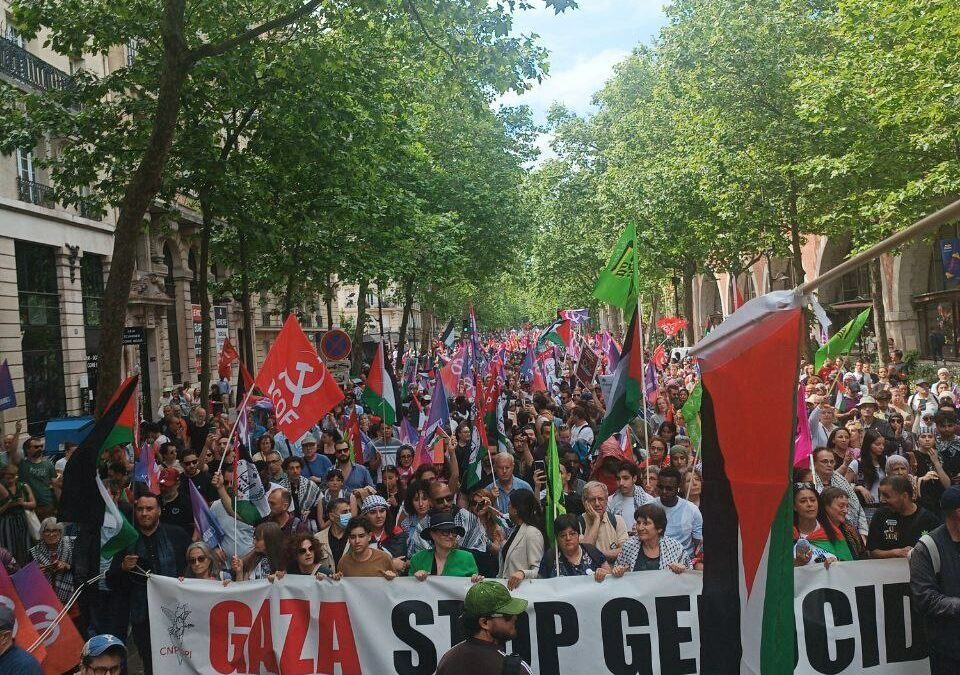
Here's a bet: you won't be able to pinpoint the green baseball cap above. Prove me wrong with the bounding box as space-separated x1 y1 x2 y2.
463 581 528 618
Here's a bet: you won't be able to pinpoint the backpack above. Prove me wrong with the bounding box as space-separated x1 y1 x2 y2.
917 533 941 576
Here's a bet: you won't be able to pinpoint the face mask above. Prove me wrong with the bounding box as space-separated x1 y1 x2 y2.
338 514 351 528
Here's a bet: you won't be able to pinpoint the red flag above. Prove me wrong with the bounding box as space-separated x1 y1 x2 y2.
0 563 45 663
253 315 343 441
652 345 668 370
218 337 240 379
13 563 83 675
346 408 363 464
440 343 468 396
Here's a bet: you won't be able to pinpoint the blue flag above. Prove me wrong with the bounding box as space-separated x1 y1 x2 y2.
188 478 225 550
0 360 14 412
422 376 451 444
520 346 535 384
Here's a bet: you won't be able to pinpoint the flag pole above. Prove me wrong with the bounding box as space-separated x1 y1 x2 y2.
631 230 652 487
218 385 254 474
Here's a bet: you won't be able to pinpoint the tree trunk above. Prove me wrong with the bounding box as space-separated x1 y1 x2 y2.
396 276 414 360
325 273 334 328
870 257 890 365
789 188 804 286
282 269 296 320
238 229 255 375
351 278 369 376
376 282 385 342
198 196 213 410
647 293 659 349
681 261 696 346
95 5 190 414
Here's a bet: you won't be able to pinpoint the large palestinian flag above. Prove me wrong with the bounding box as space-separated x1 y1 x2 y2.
691 290 803 674
362 341 397 426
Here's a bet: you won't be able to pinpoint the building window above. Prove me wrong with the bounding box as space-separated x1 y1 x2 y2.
16 241 66 433
838 266 870 303
163 243 182 384
126 38 139 67
261 308 272 327
4 21 24 48
300 312 312 327
81 255 104 328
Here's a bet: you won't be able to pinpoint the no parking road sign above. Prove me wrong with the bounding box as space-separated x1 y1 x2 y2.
319 329 352 362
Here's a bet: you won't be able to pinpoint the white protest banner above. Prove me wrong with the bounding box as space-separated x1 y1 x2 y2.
148 559 929 675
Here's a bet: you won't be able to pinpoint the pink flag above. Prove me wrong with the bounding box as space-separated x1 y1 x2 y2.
793 384 814 468
440 343 468 396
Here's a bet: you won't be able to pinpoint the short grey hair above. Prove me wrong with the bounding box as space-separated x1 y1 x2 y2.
493 452 514 467
40 517 63 533
583 481 609 498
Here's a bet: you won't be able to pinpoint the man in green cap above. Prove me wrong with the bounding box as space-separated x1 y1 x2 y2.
436 580 533 674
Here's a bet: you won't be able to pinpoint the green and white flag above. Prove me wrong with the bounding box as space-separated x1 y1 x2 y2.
814 307 872 371
96 474 138 560
593 222 638 313
235 459 270 525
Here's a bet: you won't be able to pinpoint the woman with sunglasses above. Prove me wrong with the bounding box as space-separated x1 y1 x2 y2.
887 413 915 456
408 511 480 579
468 488 507 557
183 542 228 582
395 445 416 485
286 532 331 578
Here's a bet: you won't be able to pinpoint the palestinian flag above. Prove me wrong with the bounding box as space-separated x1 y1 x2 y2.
362 341 397 426
96 473 139 559
538 317 573 351
692 290 803 674
592 312 643 452
234 457 270 525
59 374 139 525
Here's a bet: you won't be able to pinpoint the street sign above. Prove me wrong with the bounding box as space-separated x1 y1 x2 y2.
122 326 146 345
320 329 352 362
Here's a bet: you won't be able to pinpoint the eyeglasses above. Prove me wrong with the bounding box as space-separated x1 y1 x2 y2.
298 546 314 555
86 665 122 675
433 530 458 537
188 556 207 564
433 495 454 504
184 459 199 466
470 501 485 509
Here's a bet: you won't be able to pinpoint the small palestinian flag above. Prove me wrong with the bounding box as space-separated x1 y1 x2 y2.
693 290 803 674
539 316 573 351
592 312 643 452
362 341 397 426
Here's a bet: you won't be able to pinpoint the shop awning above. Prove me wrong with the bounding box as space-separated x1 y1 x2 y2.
43 416 95 456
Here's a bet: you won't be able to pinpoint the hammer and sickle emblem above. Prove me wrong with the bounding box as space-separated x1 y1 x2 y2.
279 361 325 406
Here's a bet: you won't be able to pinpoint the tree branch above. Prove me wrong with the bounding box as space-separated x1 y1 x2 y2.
403 0 456 68
188 0 323 63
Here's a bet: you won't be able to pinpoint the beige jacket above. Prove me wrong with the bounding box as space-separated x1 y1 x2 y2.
499 522 545 580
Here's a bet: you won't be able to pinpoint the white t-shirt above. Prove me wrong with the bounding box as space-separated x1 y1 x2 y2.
654 497 703 557
609 488 655 530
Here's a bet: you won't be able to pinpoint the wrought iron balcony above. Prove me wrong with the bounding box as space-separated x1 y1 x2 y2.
17 176 55 208
0 35 72 92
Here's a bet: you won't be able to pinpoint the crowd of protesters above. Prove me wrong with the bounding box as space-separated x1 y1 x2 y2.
3 334 960 673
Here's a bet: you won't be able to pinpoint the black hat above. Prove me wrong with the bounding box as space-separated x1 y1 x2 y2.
422 511 465 540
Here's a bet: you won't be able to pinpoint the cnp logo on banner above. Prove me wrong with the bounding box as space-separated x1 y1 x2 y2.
254 315 344 441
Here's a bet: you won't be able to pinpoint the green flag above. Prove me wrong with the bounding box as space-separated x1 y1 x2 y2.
593 223 638 312
681 382 703 454
545 425 567 545
814 307 872 371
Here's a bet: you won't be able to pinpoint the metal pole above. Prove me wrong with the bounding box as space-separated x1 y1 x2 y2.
798 196 960 296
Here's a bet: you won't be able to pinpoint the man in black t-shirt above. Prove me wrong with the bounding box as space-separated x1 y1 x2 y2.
868 476 941 559
158 468 195 536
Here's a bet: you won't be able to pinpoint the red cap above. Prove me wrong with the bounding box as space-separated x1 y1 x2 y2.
159 468 180 488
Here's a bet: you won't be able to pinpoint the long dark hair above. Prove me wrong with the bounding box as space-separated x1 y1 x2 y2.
509 489 545 536
859 430 886 488
244 521 286 575
793 483 838 543
826 427 848 451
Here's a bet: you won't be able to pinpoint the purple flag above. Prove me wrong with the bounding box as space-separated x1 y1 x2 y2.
400 417 420 446
133 440 161 494
422 377 451 444
188 478 226 549
644 359 658 403
520 346 535 384
561 308 590 326
603 333 621 374
793 384 814 468
0 359 14 412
